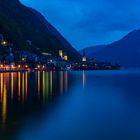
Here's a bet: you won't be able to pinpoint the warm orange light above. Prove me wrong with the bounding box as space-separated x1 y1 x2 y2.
42 65 45 69
18 65 21 68
25 65 28 68
11 65 14 69
0 64 3 68
37 65 41 68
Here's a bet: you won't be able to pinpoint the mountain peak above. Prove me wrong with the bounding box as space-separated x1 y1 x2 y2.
0 0 81 61
85 29 140 67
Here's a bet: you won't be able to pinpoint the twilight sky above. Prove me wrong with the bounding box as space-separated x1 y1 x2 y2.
20 0 140 50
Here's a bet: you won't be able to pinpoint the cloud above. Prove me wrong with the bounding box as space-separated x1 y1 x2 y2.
20 0 140 49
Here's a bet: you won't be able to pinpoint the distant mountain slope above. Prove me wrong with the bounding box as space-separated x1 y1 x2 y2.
79 45 106 55
0 0 81 61
85 29 140 67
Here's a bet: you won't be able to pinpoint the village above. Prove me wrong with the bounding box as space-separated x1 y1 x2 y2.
0 33 120 72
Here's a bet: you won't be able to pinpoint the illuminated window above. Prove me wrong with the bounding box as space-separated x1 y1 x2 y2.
59 50 63 58
64 55 68 61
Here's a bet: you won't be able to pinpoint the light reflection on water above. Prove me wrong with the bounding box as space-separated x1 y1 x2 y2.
0 71 69 140
0 70 140 140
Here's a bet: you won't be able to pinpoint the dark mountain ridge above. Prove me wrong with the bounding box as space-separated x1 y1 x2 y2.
85 29 140 67
0 0 81 61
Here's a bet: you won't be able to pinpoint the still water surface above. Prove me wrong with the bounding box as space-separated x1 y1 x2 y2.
0 70 140 140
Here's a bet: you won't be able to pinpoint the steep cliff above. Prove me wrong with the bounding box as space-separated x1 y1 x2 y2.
0 0 81 61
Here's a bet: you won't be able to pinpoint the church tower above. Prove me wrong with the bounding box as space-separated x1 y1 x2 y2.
82 49 86 62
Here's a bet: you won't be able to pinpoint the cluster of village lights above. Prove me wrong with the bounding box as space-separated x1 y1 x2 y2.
0 64 46 70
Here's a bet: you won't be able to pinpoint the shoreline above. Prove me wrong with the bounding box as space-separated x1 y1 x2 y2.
0 69 121 73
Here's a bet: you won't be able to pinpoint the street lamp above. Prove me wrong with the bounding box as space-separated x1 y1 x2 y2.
1 40 8 47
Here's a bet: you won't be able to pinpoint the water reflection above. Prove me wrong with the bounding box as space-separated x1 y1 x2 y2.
25 72 28 101
0 73 3 103
45 72 49 100
11 73 14 100
18 72 21 101
2 78 7 126
60 71 63 96
82 70 86 89
50 71 53 96
22 72 25 104
0 71 69 139
64 71 68 92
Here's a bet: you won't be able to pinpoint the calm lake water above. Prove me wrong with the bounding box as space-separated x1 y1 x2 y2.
0 70 140 140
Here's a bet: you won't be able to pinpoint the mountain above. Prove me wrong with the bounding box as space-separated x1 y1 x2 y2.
0 0 81 61
85 29 140 67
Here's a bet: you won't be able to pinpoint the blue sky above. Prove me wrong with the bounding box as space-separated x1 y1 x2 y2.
20 0 140 50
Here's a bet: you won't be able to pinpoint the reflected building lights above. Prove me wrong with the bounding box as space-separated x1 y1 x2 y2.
11 73 14 100
42 71 45 101
45 72 49 100
64 71 68 92
50 71 53 96
82 70 86 89
0 73 4 103
60 71 63 96
2 79 7 126
25 72 28 101
22 73 25 104
37 71 40 98
18 72 21 101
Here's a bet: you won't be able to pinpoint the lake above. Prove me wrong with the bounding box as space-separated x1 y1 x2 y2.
0 70 140 140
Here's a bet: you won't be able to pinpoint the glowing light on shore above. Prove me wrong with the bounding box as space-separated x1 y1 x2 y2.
0 64 3 68
22 58 25 61
25 65 28 68
11 65 14 69
37 65 41 69
18 65 21 68
1 40 8 46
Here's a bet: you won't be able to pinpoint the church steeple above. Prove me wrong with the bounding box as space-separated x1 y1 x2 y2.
82 49 86 62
